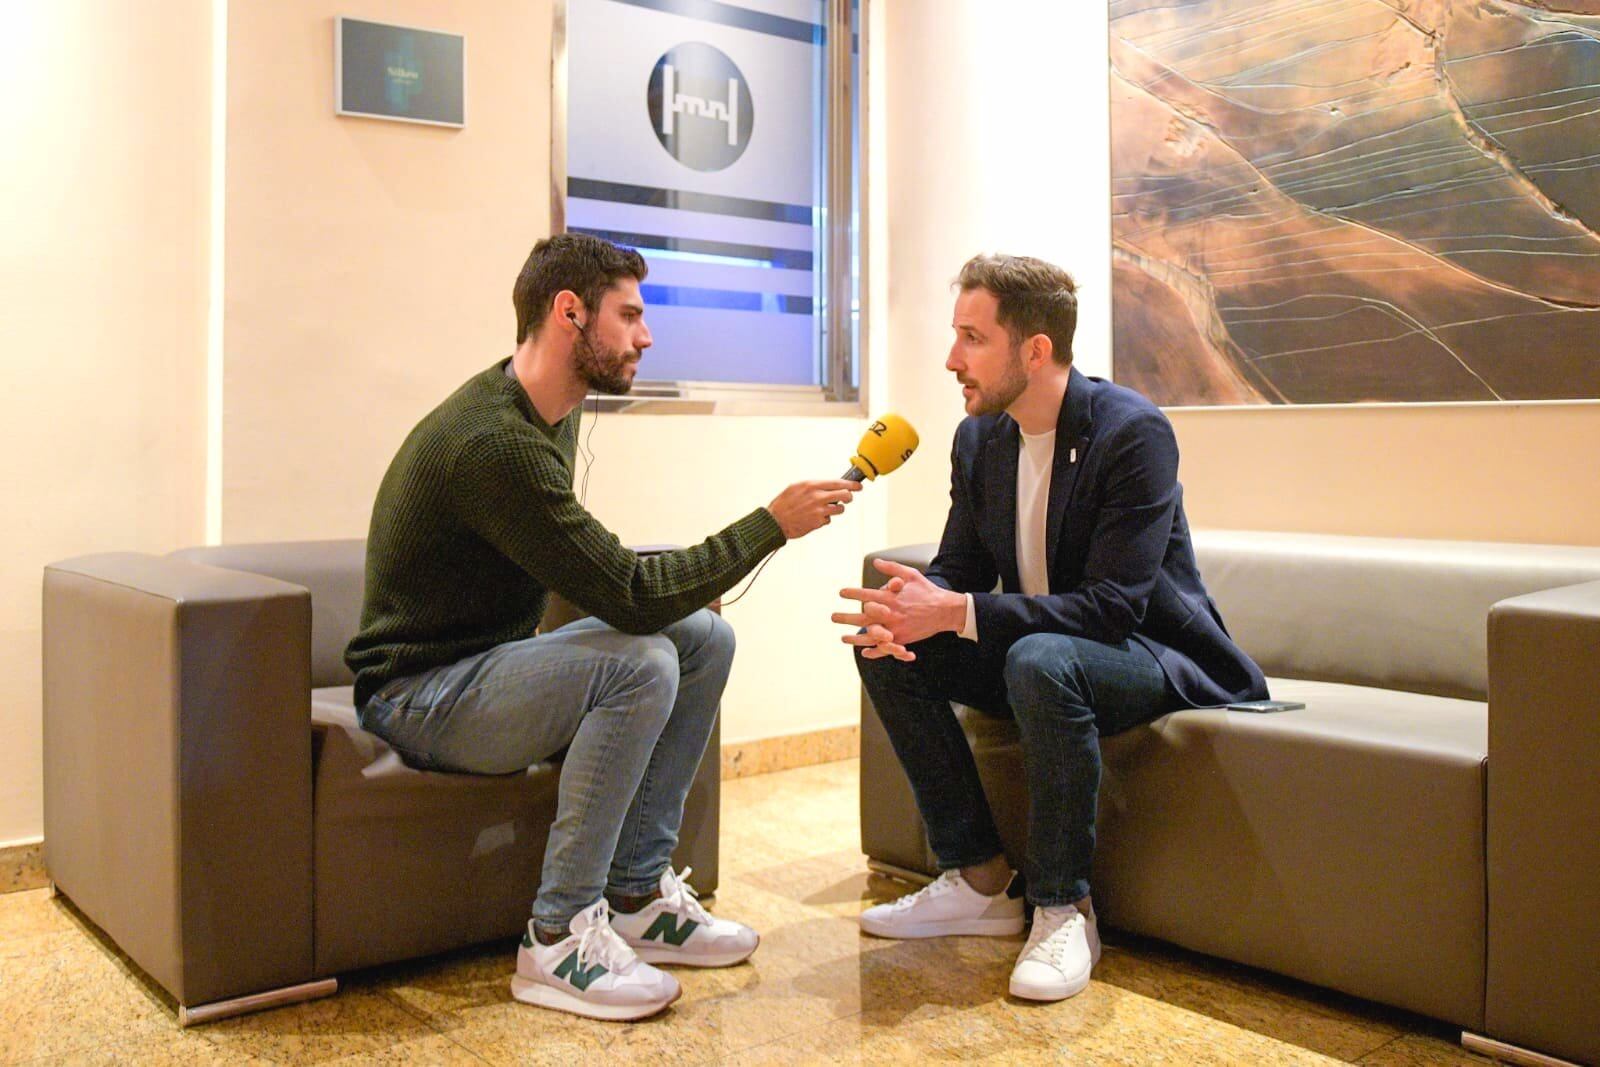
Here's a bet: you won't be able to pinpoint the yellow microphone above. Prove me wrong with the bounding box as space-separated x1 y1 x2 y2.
843 414 919 481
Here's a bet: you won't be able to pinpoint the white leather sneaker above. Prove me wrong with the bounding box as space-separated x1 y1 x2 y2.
858 869 1025 939
609 866 759 967
511 899 681 1021
1008 902 1101 1001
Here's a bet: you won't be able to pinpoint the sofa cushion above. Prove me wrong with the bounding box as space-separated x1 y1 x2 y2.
1194 530 1600 702
951 677 1487 1028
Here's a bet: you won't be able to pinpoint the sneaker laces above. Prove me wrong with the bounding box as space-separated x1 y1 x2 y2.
1022 905 1083 968
660 866 712 926
572 899 636 974
885 870 963 912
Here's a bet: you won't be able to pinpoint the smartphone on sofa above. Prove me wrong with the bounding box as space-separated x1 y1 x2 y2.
1223 700 1305 713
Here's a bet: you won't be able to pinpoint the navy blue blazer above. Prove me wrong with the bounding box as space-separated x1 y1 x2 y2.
925 367 1268 709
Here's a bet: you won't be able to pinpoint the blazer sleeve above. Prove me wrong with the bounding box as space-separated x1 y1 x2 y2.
971 410 1179 651
924 429 999 595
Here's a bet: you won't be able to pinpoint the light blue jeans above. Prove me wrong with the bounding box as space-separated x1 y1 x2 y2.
357 609 734 936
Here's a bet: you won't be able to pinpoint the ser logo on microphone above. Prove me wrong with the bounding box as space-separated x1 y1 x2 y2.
867 421 913 464
846 415 920 481
647 43 754 172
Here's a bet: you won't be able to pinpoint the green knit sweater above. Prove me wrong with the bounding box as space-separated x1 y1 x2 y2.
345 359 786 708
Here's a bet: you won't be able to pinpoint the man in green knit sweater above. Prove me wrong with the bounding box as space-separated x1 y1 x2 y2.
346 234 858 1021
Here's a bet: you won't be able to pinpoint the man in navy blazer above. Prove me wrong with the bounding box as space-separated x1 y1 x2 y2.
836 254 1267 1003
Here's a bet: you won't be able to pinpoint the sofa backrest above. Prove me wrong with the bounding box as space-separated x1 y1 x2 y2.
170 540 366 689
1193 530 1600 701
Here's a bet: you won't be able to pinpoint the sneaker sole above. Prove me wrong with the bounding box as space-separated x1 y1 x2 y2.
629 933 759 968
510 975 681 1021
1009 967 1091 1002
858 915 1024 939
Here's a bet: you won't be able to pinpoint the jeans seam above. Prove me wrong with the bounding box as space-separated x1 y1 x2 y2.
394 650 640 715
616 745 659 883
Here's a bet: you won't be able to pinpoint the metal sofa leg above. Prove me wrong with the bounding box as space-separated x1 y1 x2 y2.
178 979 339 1027
1462 1032 1583 1067
866 859 934 887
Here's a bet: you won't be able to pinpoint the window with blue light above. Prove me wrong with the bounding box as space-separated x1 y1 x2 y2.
560 0 862 402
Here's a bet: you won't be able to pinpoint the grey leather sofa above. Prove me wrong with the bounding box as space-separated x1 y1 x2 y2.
41 539 720 1025
858 531 1600 1066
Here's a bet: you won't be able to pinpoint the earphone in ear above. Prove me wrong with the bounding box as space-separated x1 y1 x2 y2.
566 310 583 330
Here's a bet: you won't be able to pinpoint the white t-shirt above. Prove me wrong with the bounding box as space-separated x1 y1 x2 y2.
960 428 1055 641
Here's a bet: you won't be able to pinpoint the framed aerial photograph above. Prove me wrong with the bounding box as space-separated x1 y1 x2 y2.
1109 0 1600 406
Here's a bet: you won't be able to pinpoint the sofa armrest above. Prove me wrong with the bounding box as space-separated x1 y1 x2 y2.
863 543 938 590
43 553 315 1007
1485 578 1600 1065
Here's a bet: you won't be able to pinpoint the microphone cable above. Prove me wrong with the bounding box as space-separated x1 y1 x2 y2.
720 549 778 607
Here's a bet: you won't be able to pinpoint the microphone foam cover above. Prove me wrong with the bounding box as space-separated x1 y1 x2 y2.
849 414 919 480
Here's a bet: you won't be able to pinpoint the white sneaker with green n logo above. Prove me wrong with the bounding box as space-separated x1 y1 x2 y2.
609 866 760 967
511 899 681 1021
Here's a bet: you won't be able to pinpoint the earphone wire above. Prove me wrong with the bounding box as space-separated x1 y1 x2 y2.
568 310 599 507
579 391 599 505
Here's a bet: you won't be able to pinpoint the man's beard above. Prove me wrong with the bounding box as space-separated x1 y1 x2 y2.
966 346 1028 416
574 329 637 395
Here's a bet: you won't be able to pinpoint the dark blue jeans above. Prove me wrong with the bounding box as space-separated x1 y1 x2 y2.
856 630 1180 907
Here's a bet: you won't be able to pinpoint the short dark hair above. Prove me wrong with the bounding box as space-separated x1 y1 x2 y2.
956 254 1078 367
513 233 648 344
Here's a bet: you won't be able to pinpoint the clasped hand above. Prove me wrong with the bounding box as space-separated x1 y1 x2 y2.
831 559 964 662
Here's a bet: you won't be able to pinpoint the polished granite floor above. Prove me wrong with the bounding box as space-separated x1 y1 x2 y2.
0 759 1500 1066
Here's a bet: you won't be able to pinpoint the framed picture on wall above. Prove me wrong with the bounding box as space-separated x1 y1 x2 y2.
335 17 465 128
1109 1 1600 407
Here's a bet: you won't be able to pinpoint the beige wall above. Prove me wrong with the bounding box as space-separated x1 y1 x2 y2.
0 3 212 843
222 0 556 544
881 1 1600 551
881 0 1114 547
1171 404 1600 546
222 1 892 745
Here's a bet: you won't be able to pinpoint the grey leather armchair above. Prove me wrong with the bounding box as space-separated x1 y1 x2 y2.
42 539 721 1024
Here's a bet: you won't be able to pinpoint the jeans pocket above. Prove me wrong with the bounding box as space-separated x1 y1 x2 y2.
356 695 389 732
358 697 442 771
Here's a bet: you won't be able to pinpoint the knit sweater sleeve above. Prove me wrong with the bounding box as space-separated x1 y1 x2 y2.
450 425 787 634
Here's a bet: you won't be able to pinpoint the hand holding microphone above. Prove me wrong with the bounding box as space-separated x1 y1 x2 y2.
767 480 861 539
766 414 920 540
